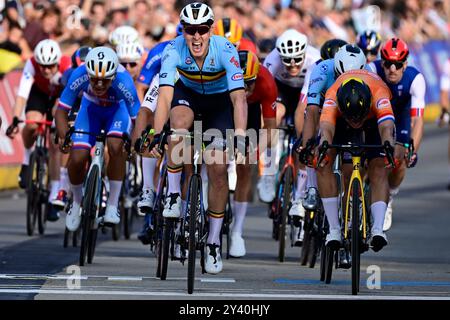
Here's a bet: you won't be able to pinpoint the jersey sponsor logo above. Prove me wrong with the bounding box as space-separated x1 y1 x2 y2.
160 73 168 78
271 102 277 110
320 64 328 73
139 75 145 81
231 72 243 81
113 121 122 129
210 58 215 66
185 57 193 65
323 99 336 108
230 56 240 68
145 54 161 69
398 84 403 96
117 82 135 105
161 54 169 63
307 92 318 98
225 42 233 50
178 99 190 106
69 74 89 91
309 77 323 86
24 72 32 80
376 98 390 110
265 63 272 68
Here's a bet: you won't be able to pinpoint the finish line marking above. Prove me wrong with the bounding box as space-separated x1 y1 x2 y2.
0 288 449 300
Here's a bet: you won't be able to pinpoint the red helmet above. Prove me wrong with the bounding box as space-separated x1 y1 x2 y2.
381 38 409 62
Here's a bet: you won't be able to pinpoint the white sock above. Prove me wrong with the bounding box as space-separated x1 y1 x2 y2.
71 183 83 204
232 201 248 235
181 199 187 216
167 166 182 194
59 167 69 192
371 201 387 233
23 148 32 165
261 148 277 176
295 169 307 200
389 187 399 197
207 216 223 245
322 197 340 231
49 180 59 200
107 180 122 207
142 157 157 191
306 167 318 189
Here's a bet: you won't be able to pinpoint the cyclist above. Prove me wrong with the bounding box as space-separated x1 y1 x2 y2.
6 39 71 221
55 46 140 232
258 29 321 204
356 30 382 63
116 41 145 82
109 25 140 48
317 69 395 252
297 44 366 236
213 18 258 55
53 46 93 213
438 58 450 190
230 50 277 257
149 2 248 274
320 39 347 62
367 38 426 231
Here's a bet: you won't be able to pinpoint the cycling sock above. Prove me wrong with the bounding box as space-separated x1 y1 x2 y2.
71 183 83 204
231 201 248 235
207 209 224 245
295 169 307 200
49 180 60 200
306 167 318 189
142 157 157 191
181 199 187 216
59 167 69 192
322 197 340 231
389 187 399 197
261 148 276 176
371 201 387 232
107 180 122 207
167 165 182 195
23 148 32 165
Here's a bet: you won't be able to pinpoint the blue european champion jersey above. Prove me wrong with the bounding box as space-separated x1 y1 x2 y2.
137 41 170 86
159 35 245 94
58 64 141 119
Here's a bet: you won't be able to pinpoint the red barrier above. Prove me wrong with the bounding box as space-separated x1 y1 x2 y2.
0 70 24 165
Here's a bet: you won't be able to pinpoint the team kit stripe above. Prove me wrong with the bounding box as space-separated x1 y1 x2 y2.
410 108 424 117
177 69 226 82
167 165 183 173
58 101 72 111
377 114 395 124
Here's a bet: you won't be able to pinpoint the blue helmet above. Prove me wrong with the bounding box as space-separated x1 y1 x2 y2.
176 23 183 36
356 30 382 56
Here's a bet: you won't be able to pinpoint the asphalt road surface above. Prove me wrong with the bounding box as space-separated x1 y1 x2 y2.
1 124 449 301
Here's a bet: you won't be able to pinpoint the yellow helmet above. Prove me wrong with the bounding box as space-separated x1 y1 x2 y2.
238 50 260 81
214 18 243 45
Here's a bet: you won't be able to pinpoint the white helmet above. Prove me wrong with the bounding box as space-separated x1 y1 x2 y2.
180 2 214 26
109 25 140 46
276 29 308 60
34 39 61 65
333 44 366 76
116 42 144 62
85 46 119 79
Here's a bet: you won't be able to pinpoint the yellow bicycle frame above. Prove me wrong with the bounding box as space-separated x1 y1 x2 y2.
343 156 368 241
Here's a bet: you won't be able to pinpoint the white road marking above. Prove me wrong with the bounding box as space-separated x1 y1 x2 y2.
107 277 143 281
0 288 449 300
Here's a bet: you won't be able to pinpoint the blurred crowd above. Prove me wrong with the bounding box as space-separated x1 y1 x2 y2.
0 0 449 73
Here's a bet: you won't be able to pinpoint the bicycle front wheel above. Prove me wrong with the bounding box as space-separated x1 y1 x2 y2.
351 179 361 295
26 151 39 236
160 218 173 280
278 167 293 263
187 176 200 294
80 166 99 266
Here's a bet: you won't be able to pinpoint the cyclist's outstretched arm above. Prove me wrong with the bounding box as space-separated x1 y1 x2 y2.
154 86 173 133
378 120 395 146
409 73 426 152
230 89 248 135
319 121 335 146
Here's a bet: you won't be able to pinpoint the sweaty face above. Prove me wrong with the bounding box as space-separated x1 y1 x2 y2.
183 24 211 59
382 60 406 84
89 77 113 95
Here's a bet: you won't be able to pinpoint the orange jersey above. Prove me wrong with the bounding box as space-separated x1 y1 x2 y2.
321 69 394 126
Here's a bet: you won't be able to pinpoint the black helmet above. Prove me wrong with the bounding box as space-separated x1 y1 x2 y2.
320 39 347 60
336 78 372 127
71 46 92 68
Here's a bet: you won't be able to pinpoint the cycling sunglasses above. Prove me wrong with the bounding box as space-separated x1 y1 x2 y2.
184 25 210 36
121 62 138 68
364 48 379 56
281 56 303 66
38 63 58 70
382 60 405 70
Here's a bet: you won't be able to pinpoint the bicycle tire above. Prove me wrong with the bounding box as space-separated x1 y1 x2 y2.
79 165 99 266
351 179 361 295
37 154 49 235
87 228 98 264
63 228 70 248
324 246 334 284
123 207 131 239
73 229 79 247
26 151 39 236
300 213 313 266
160 218 173 280
187 176 200 294
38 201 48 235
278 167 292 263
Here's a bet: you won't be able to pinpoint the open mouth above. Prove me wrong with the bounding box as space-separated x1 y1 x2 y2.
192 41 202 53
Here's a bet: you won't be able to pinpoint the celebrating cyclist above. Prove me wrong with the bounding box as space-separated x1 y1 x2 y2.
230 50 277 257
317 69 395 253
55 46 140 232
259 29 321 204
150 2 248 274
356 30 382 63
6 39 71 221
367 38 426 231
